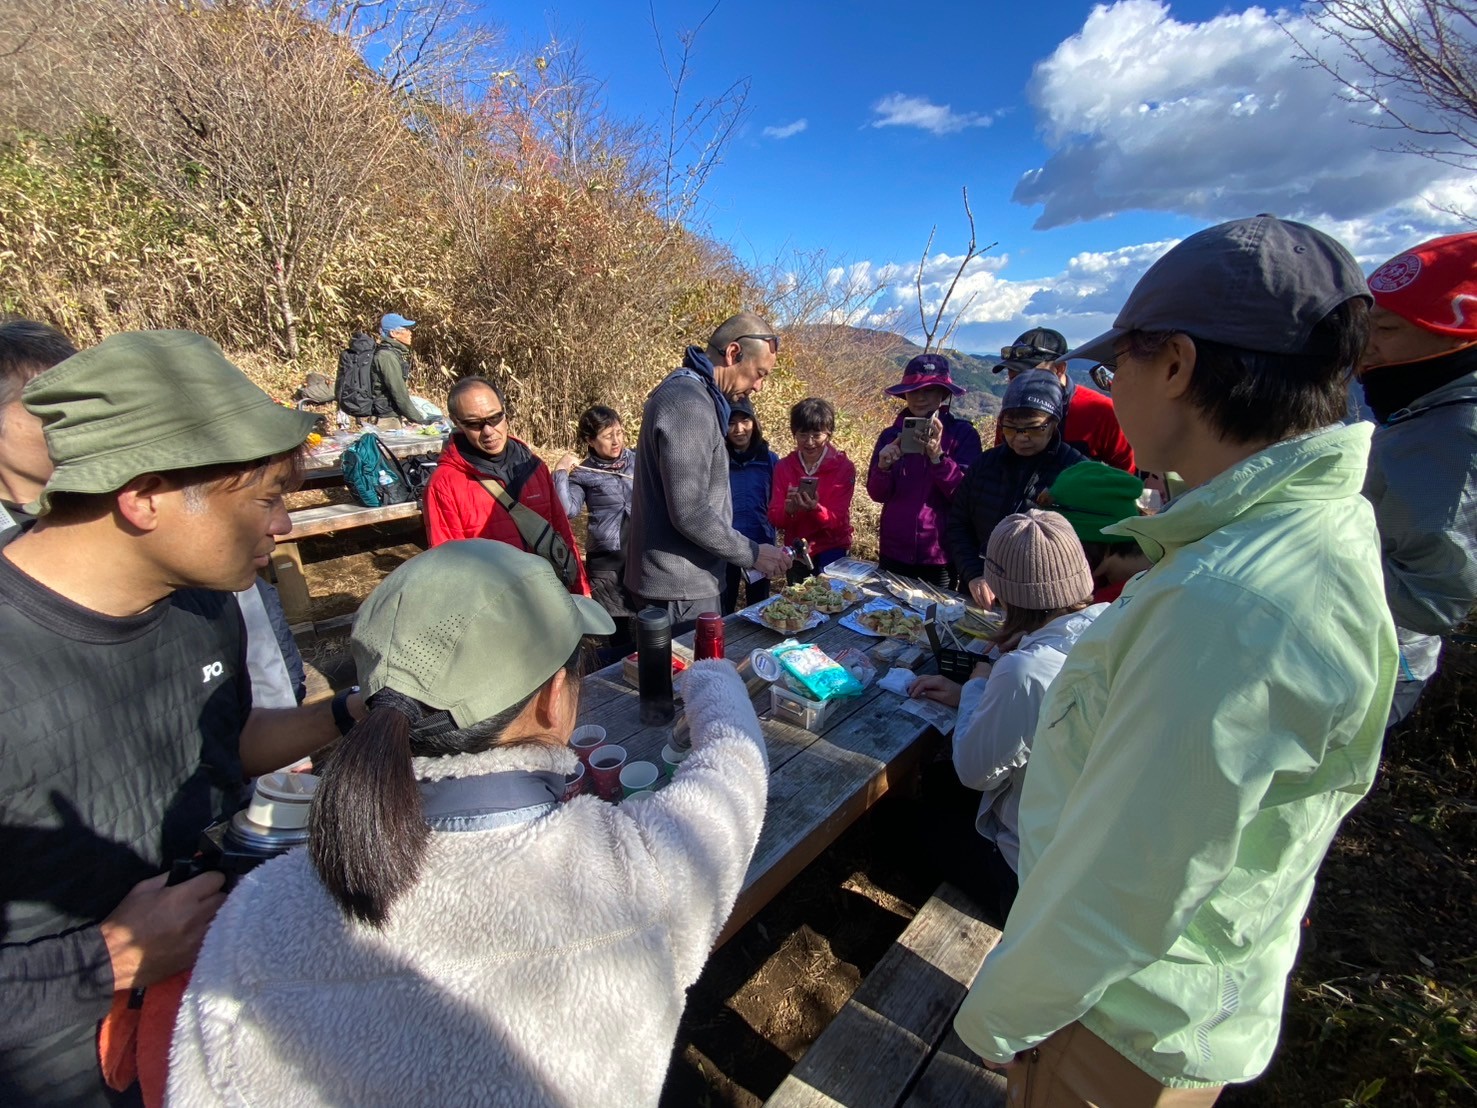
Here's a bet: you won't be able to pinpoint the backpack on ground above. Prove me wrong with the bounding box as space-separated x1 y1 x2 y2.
342 432 412 508
335 332 377 418
398 452 440 503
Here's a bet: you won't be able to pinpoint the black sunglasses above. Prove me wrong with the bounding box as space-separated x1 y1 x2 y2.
455 409 507 433
736 333 781 354
1090 364 1115 392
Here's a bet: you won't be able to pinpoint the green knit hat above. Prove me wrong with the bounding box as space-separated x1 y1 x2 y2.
352 540 616 728
23 330 317 515
1045 462 1145 544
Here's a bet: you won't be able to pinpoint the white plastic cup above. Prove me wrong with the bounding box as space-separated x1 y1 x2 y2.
245 772 319 830
660 743 689 779
570 725 608 766
620 761 660 798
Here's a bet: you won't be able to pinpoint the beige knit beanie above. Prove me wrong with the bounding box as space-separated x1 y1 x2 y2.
983 509 1095 610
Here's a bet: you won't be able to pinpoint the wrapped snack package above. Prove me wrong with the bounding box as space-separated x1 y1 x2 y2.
771 641 865 702
831 647 877 691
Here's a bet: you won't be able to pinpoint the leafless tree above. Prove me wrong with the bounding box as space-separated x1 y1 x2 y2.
104 3 434 358
914 188 997 353
648 1 750 227
1286 0 1477 218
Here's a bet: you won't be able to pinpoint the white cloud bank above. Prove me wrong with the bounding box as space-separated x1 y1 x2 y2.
861 242 1179 353
762 118 808 140
1013 0 1471 244
871 94 996 135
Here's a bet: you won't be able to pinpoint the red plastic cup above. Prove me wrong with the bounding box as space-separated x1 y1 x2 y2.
561 760 586 801
569 725 607 767
588 744 628 801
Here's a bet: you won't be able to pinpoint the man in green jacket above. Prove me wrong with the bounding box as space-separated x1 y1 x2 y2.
954 216 1397 1105
372 312 424 426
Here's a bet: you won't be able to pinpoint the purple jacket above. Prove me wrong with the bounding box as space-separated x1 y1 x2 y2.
866 409 982 565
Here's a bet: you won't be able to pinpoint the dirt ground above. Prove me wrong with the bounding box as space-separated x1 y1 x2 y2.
293 527 1474 1107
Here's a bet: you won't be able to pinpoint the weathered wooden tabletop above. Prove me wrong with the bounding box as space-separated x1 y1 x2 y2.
578 600 946 946
301 432 445 478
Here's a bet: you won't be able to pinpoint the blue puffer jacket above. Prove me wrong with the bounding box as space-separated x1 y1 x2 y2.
729 442 778 547
554 449 636 557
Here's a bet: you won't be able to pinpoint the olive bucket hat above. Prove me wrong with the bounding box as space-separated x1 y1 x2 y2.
352 540 616 728
23 330 317 515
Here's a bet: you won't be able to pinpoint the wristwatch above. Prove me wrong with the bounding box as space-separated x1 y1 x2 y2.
331 685 361 737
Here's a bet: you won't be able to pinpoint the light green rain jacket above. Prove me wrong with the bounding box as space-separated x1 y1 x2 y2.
954 422 1397 1087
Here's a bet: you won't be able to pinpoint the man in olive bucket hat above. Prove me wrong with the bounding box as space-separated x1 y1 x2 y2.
0 331 368 1105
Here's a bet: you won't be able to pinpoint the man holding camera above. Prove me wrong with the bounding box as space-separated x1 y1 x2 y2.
0 332 361 1105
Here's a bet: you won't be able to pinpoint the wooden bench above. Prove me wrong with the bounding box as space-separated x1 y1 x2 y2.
764 882 1006 1108
271 501 424 626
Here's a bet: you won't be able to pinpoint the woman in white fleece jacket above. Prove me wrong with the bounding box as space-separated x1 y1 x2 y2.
168 540 768 1107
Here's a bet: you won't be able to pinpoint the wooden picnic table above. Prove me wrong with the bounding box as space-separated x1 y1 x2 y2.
577 601 948 946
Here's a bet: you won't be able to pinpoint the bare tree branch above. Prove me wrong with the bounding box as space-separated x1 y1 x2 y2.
914 188 996 354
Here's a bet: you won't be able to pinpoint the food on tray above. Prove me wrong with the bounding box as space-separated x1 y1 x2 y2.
782 576 861 613
760 598 810 633
857 604 925 641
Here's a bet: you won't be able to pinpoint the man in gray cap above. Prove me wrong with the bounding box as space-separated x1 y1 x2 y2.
993 326 1135 471
370 311 425 426
954 217 1397 1104
0 331 366 1105
625 313 792 632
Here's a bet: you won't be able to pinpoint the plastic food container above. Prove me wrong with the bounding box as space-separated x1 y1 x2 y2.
769 683 837 732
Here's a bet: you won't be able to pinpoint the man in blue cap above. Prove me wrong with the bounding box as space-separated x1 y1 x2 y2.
372 312 425 426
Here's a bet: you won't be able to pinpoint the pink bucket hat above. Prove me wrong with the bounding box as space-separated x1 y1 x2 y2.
885 354 965 398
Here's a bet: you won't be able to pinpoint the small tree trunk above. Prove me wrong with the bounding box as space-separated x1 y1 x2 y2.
271 256 300 360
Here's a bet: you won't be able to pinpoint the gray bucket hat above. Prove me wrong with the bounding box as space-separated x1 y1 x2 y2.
1066 215 1371 366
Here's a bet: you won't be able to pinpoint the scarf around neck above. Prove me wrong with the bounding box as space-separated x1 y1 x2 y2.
1360 343 1477 422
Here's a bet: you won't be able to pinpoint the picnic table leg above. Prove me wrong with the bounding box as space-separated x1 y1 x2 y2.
271 541 312 626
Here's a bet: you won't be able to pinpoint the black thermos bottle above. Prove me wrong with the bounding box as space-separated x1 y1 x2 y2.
636 607 676 725
787 538 816 585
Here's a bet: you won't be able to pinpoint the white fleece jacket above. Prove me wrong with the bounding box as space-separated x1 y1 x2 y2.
167 661 768 1107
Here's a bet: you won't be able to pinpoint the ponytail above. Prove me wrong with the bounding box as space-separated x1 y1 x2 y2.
309 700 430 927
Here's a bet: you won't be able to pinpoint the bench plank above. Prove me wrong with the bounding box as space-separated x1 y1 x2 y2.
764 882 1000 1108
902 1028 1007 1107
285 500 422 541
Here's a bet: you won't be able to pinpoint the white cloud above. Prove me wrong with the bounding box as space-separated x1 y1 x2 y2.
858 240 1180 353
871 93 996 135
1014 0 1470 237
762 118 808 140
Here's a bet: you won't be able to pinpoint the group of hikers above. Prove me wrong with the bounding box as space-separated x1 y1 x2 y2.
1 218 1473 1107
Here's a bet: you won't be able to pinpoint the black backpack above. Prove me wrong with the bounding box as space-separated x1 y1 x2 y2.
335 332 377 418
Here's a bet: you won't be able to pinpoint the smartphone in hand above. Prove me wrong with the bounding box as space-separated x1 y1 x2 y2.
900 416 929 454
799 476 819 496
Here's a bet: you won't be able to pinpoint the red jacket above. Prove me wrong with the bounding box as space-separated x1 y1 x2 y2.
425 436 590 596
769 448 856 558
996 382 1135 472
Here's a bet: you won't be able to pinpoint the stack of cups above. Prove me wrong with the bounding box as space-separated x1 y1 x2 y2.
619 761 660 799
566 725 607 800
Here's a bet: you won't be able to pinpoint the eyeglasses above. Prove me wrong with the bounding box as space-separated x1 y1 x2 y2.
998 420 1054 439
1000 344 1054 363
736 333 781 354
793 431 830 443
455 409 507 433
1090 364 1115 392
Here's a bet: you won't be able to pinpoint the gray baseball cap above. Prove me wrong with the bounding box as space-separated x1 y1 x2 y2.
1066 215 1371 366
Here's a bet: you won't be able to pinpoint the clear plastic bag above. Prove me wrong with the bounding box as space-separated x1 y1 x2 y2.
770 642 865 702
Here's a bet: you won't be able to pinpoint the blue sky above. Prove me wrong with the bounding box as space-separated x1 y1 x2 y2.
490 1 1469 354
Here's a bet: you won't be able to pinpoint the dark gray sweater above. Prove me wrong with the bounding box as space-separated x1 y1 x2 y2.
625 370 758 600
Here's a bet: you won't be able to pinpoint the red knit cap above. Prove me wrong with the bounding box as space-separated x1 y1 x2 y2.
1367 232 1477 338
